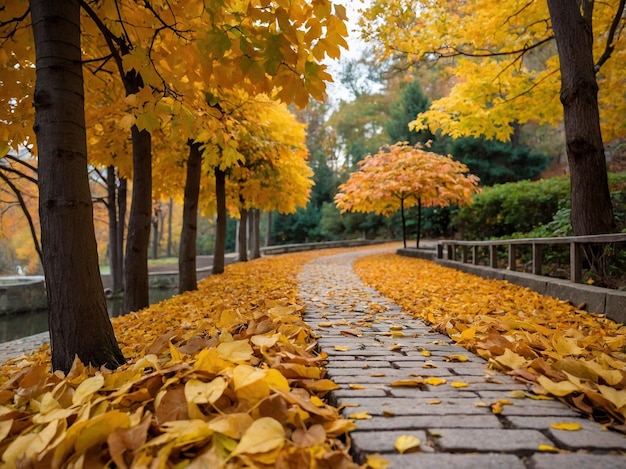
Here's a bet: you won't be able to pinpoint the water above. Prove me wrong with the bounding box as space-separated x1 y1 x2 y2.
0 288 178 343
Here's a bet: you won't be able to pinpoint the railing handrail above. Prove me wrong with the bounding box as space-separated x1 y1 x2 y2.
439 233 626 247
437 233 626 284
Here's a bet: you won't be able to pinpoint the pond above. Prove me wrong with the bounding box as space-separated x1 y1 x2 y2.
0 288 178 343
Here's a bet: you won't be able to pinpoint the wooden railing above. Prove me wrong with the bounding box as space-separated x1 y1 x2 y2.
437 233 626 283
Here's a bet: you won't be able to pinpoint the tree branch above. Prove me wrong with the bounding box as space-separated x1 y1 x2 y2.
0 170 43 266
595 0 626 73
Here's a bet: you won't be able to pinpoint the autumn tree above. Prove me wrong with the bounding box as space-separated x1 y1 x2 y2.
29 0 125 372
335 142 480 248
361 0 625 236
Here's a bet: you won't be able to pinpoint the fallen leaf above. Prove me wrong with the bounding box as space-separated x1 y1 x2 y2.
550 422 582 431
365 453 390 469
445 354 469 362
349 384 366 390
349 411 372 420
394 434 421 453
427 399 441 405
231 417 285 455
334 346 350 352
451 381 468 388
537 444 560 452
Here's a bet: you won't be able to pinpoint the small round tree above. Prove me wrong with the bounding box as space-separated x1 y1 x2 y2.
335 142 480 247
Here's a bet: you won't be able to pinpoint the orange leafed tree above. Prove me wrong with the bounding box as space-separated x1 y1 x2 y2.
335 142 480 248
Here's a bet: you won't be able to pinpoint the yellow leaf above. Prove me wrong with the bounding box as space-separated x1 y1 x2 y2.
494 349 527 370
427 399 441 405
459 327 476 341
390 379 424 387
207 413 254 439
217 339 254 363
538 444 560 452
349 411 372 420
365 453 390 469
318 322 333 327
597 385 626 410
231 417 285 455
2 419 60 466
451 381 468 388
72 374 105 405
349 384 366 390
445 354 469 362
425 377 447 386
423 360 438 368
391 330 405 337
553 336 585 356
390 325 403 331
394 434 421 453
421 349 432 357
550 422 582 431
75 410 131 454
250 333 280 348
184 377 228 405
334 345 350 351
536 375 580 397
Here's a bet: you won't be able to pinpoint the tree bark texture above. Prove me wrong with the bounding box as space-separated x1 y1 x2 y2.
106 166 122 293
238 208 248 262
213 168 227 274
179 141 201 293
250 209 261 259
30 0 124 373
116 176 127 289
123 124 152 313
546 0 615 235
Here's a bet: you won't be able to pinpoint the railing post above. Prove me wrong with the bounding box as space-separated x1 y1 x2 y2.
437 243 443 259
532 243 542 275
570 242 582 283
490 245 498 268
447 243 454 260
461 245 468 263
508 244 516 271
472 245 479 265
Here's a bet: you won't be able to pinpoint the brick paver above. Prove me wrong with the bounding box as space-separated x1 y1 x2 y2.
297 248 626 468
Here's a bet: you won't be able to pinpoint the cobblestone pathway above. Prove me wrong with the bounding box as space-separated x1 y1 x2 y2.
298 249 626 469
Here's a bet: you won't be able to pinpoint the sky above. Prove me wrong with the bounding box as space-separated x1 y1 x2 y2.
324 1 370 105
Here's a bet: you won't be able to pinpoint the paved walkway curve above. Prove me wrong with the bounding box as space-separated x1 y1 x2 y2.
297 248 626 469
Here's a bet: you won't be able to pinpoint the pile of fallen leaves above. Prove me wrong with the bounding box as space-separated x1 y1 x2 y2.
0 252 359 468
355 253 626 433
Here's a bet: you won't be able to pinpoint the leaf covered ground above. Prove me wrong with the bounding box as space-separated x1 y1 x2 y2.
0 252 360 468
354 253 626 433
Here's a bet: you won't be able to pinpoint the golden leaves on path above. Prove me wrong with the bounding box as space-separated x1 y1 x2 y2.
0 253 359 468
354 254 626 432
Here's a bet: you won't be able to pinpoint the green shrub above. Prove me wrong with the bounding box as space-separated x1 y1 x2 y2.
453 177 570 239
453 173 626 240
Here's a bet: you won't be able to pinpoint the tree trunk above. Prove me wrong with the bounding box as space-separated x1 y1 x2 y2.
265 211 272 246
251 209 261 259
546 0 615 235
416 197 422 249
238 208 248 262
116 176 127 291
167 197 173 258
179 141 201 293
213 168 227 274
30 0 124 373
151 205 159 260
400 197 407 248
106 166 122 293
123 124 152 313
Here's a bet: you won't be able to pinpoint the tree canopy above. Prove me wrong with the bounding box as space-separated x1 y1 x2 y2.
335 142 480 246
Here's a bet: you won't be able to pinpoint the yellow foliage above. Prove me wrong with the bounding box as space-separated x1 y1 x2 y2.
0 251 361 467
